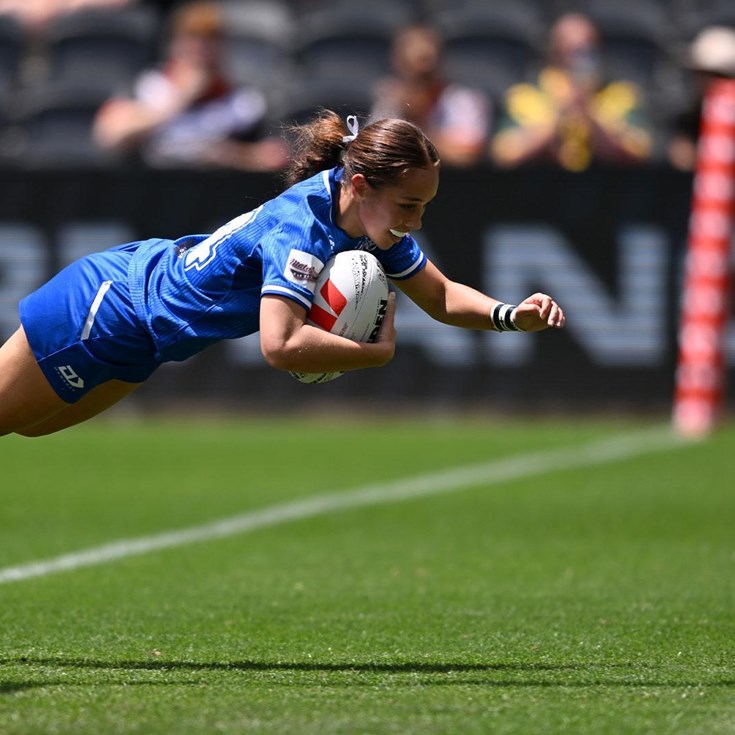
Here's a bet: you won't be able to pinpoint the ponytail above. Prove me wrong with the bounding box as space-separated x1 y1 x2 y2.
283 109 439 190
282 109 347 188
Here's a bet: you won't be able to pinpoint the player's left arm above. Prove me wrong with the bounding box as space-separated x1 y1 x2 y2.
395 260 565 332
259 293 397 372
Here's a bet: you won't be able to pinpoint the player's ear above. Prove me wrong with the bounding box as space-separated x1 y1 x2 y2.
349 174 370 199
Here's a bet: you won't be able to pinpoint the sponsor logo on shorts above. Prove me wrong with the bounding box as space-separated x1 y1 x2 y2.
285 250 323 291
55 365 85 390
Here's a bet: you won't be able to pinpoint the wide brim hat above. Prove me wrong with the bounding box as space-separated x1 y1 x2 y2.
685 26 735 77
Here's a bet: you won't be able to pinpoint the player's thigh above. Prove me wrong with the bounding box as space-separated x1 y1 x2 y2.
0 327 69 435
16 379 142 437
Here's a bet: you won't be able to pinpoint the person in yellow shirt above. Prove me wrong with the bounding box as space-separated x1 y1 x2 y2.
491 13 652 171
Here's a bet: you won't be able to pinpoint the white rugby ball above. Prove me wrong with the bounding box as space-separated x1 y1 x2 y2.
290 250 389 384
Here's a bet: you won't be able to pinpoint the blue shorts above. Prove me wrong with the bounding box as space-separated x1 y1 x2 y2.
19 242 162 403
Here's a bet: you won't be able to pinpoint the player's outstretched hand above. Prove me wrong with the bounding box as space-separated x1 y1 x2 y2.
513 293 565 332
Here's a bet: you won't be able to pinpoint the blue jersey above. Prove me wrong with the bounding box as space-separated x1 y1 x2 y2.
20 167 426 402
129 167 427 362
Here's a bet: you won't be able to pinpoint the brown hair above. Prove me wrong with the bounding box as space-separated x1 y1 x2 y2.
283 110 439 189
170 1 223 39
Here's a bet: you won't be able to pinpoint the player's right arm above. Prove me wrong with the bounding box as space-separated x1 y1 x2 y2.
259 293 396 374
397 260 565 332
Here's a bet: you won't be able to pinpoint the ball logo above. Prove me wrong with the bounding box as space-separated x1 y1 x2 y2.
308 279 348 331
368 298 388 342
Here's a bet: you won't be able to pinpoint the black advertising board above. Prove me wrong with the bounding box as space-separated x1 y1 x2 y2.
0 165 729 413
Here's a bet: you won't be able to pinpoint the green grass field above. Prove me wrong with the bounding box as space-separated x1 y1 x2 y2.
1 416 733 734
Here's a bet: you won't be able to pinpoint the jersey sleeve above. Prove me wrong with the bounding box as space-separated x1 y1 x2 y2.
374 235 427 280
260 222 331 310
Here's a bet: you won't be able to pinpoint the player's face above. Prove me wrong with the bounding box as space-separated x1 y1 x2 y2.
356 165 439 250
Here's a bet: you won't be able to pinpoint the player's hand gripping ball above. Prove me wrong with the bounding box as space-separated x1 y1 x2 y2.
290 251 389 384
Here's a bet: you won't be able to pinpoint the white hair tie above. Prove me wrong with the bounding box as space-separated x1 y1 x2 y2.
341 115 359 144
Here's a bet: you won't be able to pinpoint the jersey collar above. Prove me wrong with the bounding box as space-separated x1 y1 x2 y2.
323 167 363 252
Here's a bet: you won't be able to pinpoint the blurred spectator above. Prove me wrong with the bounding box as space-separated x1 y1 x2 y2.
490 13 652 171
370 23 491 168
0 0 133 34
93 0 289 171
667 25 735 171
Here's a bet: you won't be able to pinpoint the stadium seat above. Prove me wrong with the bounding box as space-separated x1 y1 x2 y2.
44 5 160 91
293 0 423 20
14 83 117 167
0 97 13 163
275 74 374 126
0 13 24 97
434 2 543 99
600 35 665 93
219 1 296 91
580 0 670 30
675 0 735 36
296 2 416 86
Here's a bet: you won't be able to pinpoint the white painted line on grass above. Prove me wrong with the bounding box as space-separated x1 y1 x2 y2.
0 426 691 585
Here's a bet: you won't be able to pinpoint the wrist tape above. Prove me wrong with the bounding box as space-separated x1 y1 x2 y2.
491 303 522 332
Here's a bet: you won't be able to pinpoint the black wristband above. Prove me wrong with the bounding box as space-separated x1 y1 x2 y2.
491 303 521 332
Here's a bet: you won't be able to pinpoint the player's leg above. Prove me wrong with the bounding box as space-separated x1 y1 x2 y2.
0 327 142 437
0 327 69 436
4 242 159 438
15 378 142 437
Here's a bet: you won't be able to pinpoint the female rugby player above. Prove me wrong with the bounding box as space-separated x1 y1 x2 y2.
0 111 564 436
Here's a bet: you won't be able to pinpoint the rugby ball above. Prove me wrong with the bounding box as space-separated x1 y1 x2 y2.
290 250 389 384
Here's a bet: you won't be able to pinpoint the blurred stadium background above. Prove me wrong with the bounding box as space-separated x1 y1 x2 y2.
0 0 733 418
